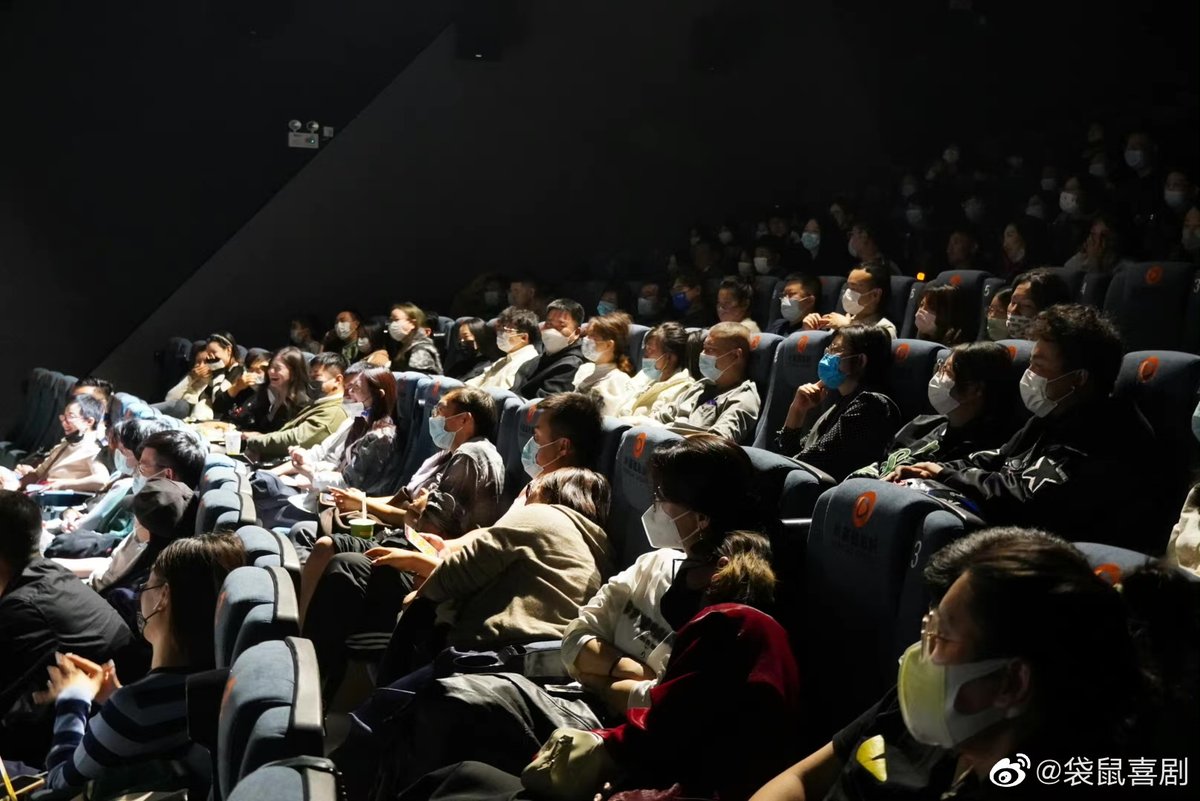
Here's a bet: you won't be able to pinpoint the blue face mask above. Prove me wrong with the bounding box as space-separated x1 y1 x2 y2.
800 232 821 252
672 292 691 312
521 436 562 478
113 452 134 477
641 356 664 381
596 301 618 317
817 353 847 390
428 413 460 450
698 352 730 382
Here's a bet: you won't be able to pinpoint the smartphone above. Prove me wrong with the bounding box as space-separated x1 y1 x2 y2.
404 525 439 558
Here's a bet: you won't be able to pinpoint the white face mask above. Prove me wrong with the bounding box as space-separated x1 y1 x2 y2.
1164 189 1188 210
905 208 925 227
637 297 658 317
1040 177 1058 192
897 642 1019 749
718 229 734 245
927 372 959 415
842 288 865 316
640 503 701 550
737 260 754 277
388 319 413 341
334 321 353 340
1019 368 1078 418
581 338 607 363
914 308 937 335
1059 191 1079 215
1124 148 1146 170
963 200 985 222
943 148 960 165
779 296 808 323
1183 229 1200 253
541 328 570 356
753 256 772 275
113 451 135 477
900 182 918 198
496 333 522 353
1088 162 1107 179
357 337 372 353
1005 314 1032 340
1025 203 1045 220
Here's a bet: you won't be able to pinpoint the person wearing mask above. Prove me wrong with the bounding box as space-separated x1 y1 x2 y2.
322 309 376 364
1 396 109 492
797 214 849 274
944 227 981 272
0 491 132 766
769 274 821 337
595 285 628 319
508 278 548 319
716 278 762 334
913 285 972 347
221 347 313 434
572 311 635 415
1050 174 1094 263
615 322 695 423
855 342 1015 478
244 352 351 462
386 303 443 374
773 325 899 481
846 221 900 277
159 332 243 420
889 305 1161 550
465 308 542 391
1117 129 1162 230
751 237 785 279
1064 213 1135 274
1166 399 1200 574
998 217 1048 281
654 323 760 444
899 194 939 276
1179 204 1200 265
669 273 713 328
1004 269 1071 341
751 527 1169 801
984 287 1013 341
288 314 323 355
635 281 668 326
805 262 898 340
35 533 244 796
1146 170 1196 259
513 300 587 399
691 238 723 278
211 347 270 423
445 318 499 382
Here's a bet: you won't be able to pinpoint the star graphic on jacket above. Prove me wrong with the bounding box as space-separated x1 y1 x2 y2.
1022 456 1066 494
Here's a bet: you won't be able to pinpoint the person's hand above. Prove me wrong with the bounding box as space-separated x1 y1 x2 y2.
14 464 34 477
290 448 310 469
885 462 944 482
406 488 430 518
366 547 439 577
418 532 446 555
32 653 103 705
60 507 83 533
190 362 211 382
784 382 823 428
62 654 121 705
822 312 851 328
42 479 63 491
329 486 366 515
801 313 825 331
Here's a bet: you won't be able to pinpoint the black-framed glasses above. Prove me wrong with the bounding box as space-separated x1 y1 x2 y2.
134 582 165 598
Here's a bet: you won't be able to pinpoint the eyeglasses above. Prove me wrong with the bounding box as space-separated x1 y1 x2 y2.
135 582 165 598
934 358 952 376
59 414 85 423
920 608 962 659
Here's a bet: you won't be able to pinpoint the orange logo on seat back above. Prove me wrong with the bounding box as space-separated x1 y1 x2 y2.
633 432 647 458
431 380 441 398
852 491 877 528
1137 357 1159 383
895 343 910 362
949 274 963 287
797 336 809 354
526 402 539 423
1006 345 1018 360
751 335 761 348
1145 265 1164 286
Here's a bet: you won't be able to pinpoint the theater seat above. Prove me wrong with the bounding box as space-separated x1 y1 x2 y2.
977 277 1007 340
502 399 543 503
892 277 921 339
399 376 464 482
804 479 975 735
1043 265 1085 299
747 333 783 400
610 426 682 570
392 371 426 464
597 417 632 479
204 453 239 476
766 278 786 327
996 338 1034 378
236 525 302 596
483 388 523 447
926 270 991 340
214 566 300 670
753 330 833 449
817 276 845 314
201 466 240 495
753 276 779 323
1185 272 1200 355
217 637 323 801
1103 262 1197 351
888 340 948 421
226 760 340 801
1077 270 1112 309
628 324 651 367
198 488 247 535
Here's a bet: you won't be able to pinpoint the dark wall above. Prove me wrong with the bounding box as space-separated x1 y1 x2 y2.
92 0 886 396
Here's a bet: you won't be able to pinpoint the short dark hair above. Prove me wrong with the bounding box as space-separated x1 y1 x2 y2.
718 277 753 306
1027 304 1124 394
445 386 498 440
647 322 690 375
151 532 246 670
527 467 611 529
853 261 893 312
69 395 106 429
546 298 585 328
140 429 207 489
832 324 892 391
0 490 41 569
72 377 114 399
674 272 703 291
538 392 603 468
947 341 1017 425
311 351 349 375
783 273 821 299
753 235 784 258
993 287 1013 308
1014 269 1072 312
649 434 764 558
112 418 169 455
497 307 541 343
457 317 500 361
207 331 238 357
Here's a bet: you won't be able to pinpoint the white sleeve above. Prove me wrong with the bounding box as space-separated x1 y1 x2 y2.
560 555 642 679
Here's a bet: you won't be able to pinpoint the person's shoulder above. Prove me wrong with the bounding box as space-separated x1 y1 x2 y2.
457 438 502 461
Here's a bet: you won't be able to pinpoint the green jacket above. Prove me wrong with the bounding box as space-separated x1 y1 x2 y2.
248 396 349 460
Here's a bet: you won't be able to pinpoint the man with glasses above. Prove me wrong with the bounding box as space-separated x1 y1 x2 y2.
768 273 821 336
466 307 542 391
1 396 108 492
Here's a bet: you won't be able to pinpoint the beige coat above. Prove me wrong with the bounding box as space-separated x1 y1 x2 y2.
615 370 696 422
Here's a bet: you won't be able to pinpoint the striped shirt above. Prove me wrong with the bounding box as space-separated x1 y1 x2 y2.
46 668 200 791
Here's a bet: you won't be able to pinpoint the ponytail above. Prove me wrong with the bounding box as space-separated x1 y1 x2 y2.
704 530 777 610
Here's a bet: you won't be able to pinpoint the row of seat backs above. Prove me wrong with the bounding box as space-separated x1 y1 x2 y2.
0 368 77 465
226 758 340 801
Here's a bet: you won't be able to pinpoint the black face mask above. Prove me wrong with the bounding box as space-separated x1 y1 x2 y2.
65 429 86 444
308 379 327 396
660 565 708 631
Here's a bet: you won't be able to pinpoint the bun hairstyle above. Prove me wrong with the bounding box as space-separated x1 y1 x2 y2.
704 530 777 611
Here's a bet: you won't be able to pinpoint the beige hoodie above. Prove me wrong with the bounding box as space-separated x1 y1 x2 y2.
419 503 613 648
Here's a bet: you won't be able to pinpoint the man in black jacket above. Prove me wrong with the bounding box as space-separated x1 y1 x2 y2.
892 304 1163 552
0 490 132 764
512 298 587 399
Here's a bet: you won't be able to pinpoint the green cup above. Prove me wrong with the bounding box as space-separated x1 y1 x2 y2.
349 517 375 539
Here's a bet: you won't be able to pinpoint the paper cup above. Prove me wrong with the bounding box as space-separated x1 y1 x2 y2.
224 430 242 456
349 517 375 538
